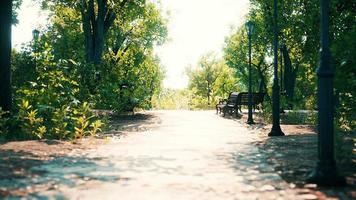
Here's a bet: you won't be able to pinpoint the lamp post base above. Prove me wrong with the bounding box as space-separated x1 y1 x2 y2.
307 162 346 186
268 125 285 136
247 118 254 125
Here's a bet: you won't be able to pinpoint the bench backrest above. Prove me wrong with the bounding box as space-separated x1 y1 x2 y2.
237 92 265 105
226 92 239 104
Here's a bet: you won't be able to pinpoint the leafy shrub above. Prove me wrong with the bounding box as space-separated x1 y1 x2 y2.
281 110 317 125
152 89 191 110
0 107 9 135
17 100 46 139
12 45 103 140
259 102 273 123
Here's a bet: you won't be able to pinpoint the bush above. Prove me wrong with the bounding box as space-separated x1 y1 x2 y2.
11 46 102 140
0 107 9 136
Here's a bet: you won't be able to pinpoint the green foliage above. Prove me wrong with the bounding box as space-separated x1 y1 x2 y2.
152 89 191 110
280 111 317 125
39 1 168 113
89 120 104 136
259 102 273 123
8 0 168 141
12 0 23 24
331 11 356 132
222 0 354 131
12 46 100 140
188 92 211 110
0 107 9 135
17 100 46 139
186 53 238 109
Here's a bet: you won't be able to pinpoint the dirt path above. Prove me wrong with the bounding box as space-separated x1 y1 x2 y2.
1 110 354 199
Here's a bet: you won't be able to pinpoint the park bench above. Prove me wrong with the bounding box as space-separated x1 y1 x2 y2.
215 92 239 116
216 92 265 117
235 92 265 113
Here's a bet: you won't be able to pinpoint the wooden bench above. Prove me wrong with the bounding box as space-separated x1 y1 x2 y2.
235 92 265 113
215 92 239 116
216 92 265 117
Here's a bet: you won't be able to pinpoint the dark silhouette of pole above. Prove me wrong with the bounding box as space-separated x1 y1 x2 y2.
32 29 39 70
307 0 345 186
245 21 254 125
0 0 12 112
280 44 285 113
268 0 284 136
280 44 283 93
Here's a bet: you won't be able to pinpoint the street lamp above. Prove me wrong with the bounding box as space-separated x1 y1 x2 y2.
32 29 40 41
268 0 284 136
279 43 285 114
307 0 345 186
245 21 254 125
279 43 284 94
32 29 39 69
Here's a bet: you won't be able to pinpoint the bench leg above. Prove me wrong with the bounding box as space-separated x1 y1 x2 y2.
236 106 240 113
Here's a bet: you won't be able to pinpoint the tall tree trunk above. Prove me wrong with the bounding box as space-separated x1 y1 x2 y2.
0 0 12 112
80 0 126 65
254 58 267 93
282 45 298 108
81 0 94 63
94 0 106 64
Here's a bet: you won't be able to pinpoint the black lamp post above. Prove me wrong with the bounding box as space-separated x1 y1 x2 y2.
245 21 254 125
32 29 39 69
268 0 284 136
279 43 284 94
307 0 345 186
279 43 285 113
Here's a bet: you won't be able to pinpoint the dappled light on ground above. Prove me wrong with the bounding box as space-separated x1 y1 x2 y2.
0 110 354 199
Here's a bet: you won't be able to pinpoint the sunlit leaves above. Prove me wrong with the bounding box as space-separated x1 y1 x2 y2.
187 53 238 108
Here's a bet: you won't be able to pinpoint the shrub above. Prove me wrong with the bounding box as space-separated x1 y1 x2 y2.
0 107 9 136
12 46 102 140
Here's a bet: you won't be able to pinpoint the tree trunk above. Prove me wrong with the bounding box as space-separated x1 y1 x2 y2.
80 0 128 65
282 45 298 108
0 0 12 112
94 0 106 64
81 0 94 63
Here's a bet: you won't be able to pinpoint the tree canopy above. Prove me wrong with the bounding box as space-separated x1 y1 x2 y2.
1 0 168 139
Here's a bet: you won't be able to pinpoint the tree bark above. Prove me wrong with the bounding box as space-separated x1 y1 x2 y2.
81 0 94 63
80 0 129 65
282 45 298 107
0 0 12 112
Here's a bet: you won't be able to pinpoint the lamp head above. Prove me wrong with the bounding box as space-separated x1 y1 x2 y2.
245 21 254 36
32 29 40 40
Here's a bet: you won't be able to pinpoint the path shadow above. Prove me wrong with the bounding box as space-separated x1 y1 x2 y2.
0 149 125 199
258 133 356 199
215 110 265 126
101 112 161 137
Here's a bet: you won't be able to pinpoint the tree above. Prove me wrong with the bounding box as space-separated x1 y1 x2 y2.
80 0 130 64
187 53 238 107
42 0 147 65
0 0 13 112
36 0 167 110
223 0 354 131
223 23 271 98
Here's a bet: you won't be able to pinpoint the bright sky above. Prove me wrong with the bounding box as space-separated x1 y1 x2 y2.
156 0 250 89
12 0 49 49
12 0 250 89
